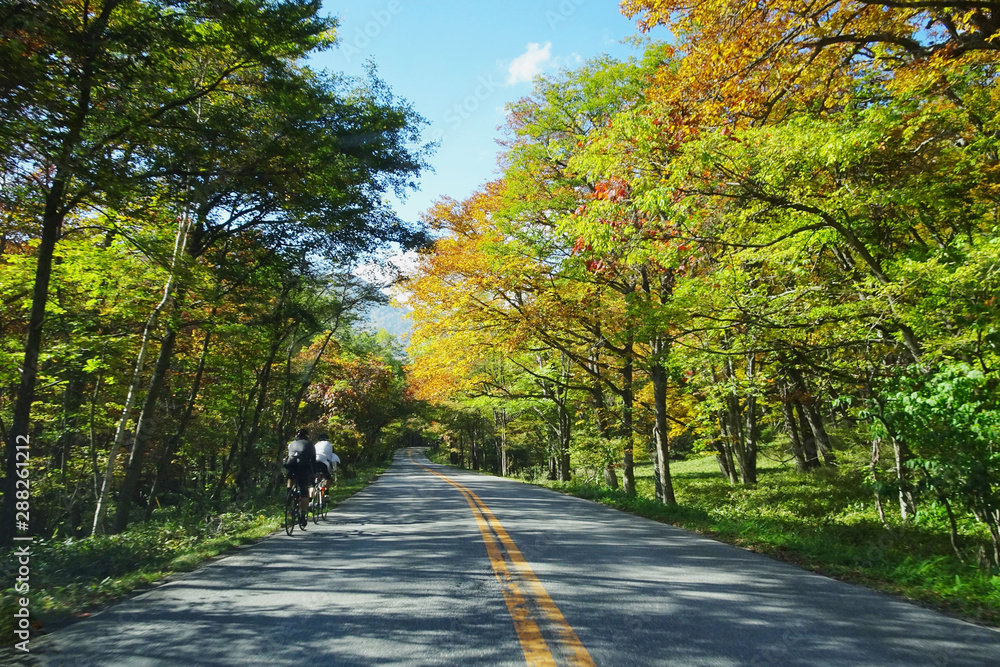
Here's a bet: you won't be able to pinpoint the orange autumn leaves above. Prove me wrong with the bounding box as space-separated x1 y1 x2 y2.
621 0 999 128
404 182 550 402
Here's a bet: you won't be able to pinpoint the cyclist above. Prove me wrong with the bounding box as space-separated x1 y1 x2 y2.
283 428 316 529
314 434 337 484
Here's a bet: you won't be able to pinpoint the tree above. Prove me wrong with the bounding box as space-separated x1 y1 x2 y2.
1 0 335 545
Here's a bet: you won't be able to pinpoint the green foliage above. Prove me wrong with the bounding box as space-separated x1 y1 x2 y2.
1 0 430 535
875 363 1000 563
304 330 413 465
543 454 1000 625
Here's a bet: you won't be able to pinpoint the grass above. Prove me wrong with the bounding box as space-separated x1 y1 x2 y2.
0 463 387 646
430 446 1000 628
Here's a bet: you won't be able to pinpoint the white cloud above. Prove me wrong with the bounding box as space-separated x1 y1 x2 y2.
506 42 553 86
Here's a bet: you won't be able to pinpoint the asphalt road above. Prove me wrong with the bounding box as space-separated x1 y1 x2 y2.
27 448 1000 666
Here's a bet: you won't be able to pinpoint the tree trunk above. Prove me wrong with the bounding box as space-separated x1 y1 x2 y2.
870 436 888 525
470 430 480 470
113 325 178 533
495 408 509 477
722 358 756 485
234 286 292 495
803 400 836 466
781 392 809 472
621 338 636 496
712 410 740 484
92 300 162 535
93 210 190 536
234 337 282 495
2 179 67 545
741 395 759 484
796 403 820 469
650 360 676 504
603 464 618 489
145 325 213 520
557 400 572 482
54 369 87 479
739 355 759 485
788 366 835 465
892 436 917 520
652 444 663 502
87 353 107 504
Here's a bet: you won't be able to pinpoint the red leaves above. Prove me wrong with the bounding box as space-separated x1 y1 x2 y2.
593 178 630 202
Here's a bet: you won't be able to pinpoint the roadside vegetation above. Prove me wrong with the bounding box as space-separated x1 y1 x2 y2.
407 0 1000 630
1 0 427 648
0 462 387 642
4 0 1000 651
427 444 1000 627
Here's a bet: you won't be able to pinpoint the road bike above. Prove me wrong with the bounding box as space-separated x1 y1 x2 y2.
284 478 306 536
310 475 329 522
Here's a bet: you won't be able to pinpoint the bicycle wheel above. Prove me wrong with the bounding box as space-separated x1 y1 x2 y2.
311 487 320 524
320 487 328 519
284 488 297 536
315 485 325 520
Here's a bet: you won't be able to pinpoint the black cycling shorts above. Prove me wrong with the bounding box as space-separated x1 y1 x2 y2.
283 460 312 494
315 461 331 480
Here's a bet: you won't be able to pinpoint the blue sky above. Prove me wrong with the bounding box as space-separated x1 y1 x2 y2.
312 0 644 227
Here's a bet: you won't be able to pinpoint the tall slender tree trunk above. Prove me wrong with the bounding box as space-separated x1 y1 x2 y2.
217 355 265 502
470 426 479 470
650 358 676 504
781 387 809 472
92 310 156 536
495 409 509 477
722 357 756 485
2 179 67 544
871 437 888 525
234 328 286 495
87 351 107 511
893 436 917 520
713 435 739 484
113 325 178 533
796 404 820 469
741 354 759 485
146 326 213 520
54 370 87 478
234 282 293 495
588 359 618 489
787 366 835 465
553 400 571 482
93 210 191 536
621 337 636 496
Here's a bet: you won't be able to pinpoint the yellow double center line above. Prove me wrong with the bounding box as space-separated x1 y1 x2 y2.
407 450 595 667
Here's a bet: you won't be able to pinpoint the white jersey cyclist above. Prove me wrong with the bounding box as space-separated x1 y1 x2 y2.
314 438 339 479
